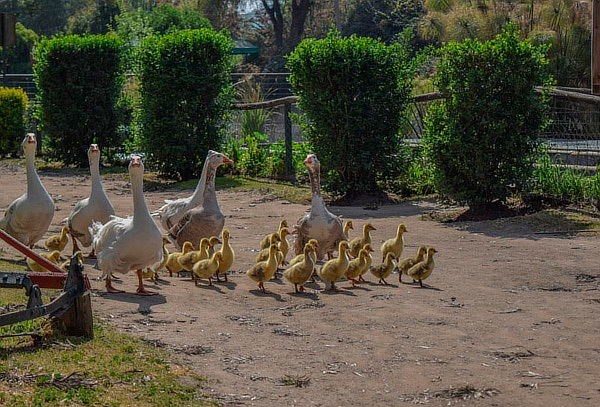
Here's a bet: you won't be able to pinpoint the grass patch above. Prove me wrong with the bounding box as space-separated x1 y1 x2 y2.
0 323 214 406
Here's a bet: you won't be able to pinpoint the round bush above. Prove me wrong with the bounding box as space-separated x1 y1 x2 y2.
0 87 28 156
423 25 552 208
287 31 414 198
134 29 234 180
33 34 125 166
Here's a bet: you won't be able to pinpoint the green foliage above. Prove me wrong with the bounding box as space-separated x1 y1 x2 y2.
423 25 552 208
387 146 436 196
287 31 414 197
0 87 28 157
134 29 234 180
66 0 121 35
33 34 125 166
344 0 425 43
529 153 600 205
1 23 39 73
114 4 211 47
237 131 268 177
418 0 591 87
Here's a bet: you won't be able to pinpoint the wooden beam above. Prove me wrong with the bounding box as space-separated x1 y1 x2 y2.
593 0 600 95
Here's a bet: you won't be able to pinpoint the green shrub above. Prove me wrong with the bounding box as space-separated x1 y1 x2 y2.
134 29 234 180
0 87 28 156
387 146 436 197
33 34 125 166
287 31 414 197
423 25 552 208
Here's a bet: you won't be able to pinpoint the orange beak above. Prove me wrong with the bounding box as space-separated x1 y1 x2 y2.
222 156 234 165
91 144 99 152
27 134 36 144
131 157 142 167
304 157 311 164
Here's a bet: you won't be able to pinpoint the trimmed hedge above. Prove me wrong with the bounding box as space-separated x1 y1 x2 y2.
33 34 125 166
134 29 234 180
287 31 414 197
423 25 552 208
0 87 28 156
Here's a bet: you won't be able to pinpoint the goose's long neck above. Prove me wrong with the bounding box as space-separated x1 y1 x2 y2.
131 170 152 224
189 157 211 207
25 149 43 196
202 164 219 211
395 228 404 243
89 155 104 198
363 228 370 241
309 166 328 212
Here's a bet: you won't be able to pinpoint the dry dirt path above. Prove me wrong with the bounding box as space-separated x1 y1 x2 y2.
1 162 599 406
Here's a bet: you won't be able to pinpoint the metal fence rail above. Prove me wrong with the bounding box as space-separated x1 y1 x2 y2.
2 73 599 169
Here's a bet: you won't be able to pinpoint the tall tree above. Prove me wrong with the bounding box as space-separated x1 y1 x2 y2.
260 0 315 52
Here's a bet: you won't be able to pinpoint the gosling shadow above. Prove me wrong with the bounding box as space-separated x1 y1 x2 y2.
195 283 224 293
249 289 286 302
288 291 319 300
319 288 357 296
215 280 237 290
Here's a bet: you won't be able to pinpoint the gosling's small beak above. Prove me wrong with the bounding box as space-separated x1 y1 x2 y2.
222 156 234 165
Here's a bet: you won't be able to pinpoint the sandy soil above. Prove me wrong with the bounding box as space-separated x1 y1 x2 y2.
1 161 600 407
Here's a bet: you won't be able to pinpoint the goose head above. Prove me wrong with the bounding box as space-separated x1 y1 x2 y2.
88 144 100 159
303 154 320 172
427 247 438 257
363 223 377 233
345 220 354 230
338 240 349 252
397 224 407 234
22 133 37 154
129 155 143 172
199 238 210 251
417 246 427 257
279 219 288 229
207 150 234 167
209 236 222 246
279 227 290 238
308 239 319 249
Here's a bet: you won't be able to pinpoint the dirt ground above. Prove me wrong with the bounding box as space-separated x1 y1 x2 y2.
1 161 600 407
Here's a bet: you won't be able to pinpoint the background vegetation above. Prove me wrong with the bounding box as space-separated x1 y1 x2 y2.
287 31 414 198
33 34 125 166
134 28 234 180
424 25 552 209
0 87 28 156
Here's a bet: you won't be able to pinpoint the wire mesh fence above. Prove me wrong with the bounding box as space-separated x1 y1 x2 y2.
2 73 599 169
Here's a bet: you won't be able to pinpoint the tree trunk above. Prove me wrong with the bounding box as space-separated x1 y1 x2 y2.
261 0 285 52
288 0 313 52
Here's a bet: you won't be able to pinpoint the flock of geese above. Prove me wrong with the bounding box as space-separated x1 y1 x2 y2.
0 134 438 296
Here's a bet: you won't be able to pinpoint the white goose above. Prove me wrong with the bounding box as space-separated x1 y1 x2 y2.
293 154 345 260
153 150 233 231
167 150 233 249
91 156 163 295
67 144 115 256
0 134 54 248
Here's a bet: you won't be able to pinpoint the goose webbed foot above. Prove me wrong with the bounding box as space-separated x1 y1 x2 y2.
105 277 124 293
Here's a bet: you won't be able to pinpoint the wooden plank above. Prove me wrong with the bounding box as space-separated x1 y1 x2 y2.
593 0 600 94
53 291 93 339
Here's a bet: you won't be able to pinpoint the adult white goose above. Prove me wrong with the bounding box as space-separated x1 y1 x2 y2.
67 144 115 256
0 134 54 248
293 154 345 260
153 150 233 231
168 151 233 249
91 156 163 295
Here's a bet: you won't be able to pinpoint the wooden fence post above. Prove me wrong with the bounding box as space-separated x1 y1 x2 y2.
593 0 600 95
284 102 294 180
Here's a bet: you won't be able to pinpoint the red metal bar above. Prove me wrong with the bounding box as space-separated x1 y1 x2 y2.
0 229 91 290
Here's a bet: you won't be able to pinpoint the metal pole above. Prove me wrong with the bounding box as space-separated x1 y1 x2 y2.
284 102 294 180
593 0 600 94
